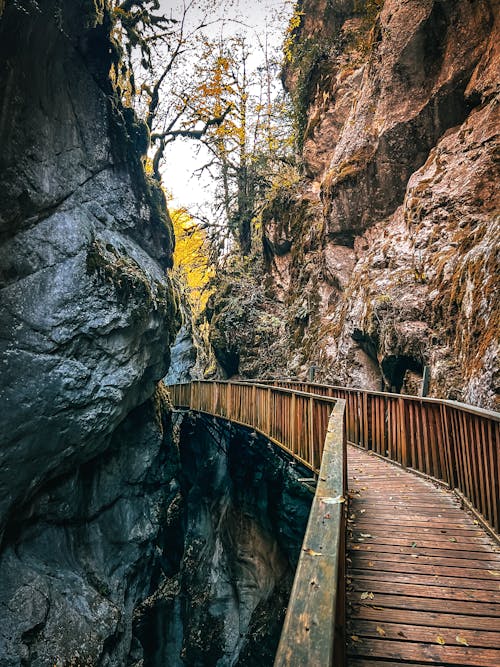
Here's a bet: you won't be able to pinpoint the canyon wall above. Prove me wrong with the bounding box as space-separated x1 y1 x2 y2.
257 0 499 408
0 0 180 662
0 2 312 663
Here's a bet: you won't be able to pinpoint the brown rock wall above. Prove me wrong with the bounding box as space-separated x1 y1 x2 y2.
262 0 499 408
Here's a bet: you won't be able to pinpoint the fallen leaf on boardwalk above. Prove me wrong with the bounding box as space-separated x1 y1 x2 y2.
360 533 372 538
360 509 366 514
449 537 457 543
397 631 406 638
322 495 346 505
303 548 322 556
488 570 500 577
376 626 386 637
436 635 446 645
411 542 417 548
367 561 374 567
350 635 359 642
353 545 361 550
456 635 469 646
323 513 331 519
411 554 419 558
360 592 374 600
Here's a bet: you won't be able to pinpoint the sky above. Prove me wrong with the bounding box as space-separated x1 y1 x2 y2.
156 0 292 212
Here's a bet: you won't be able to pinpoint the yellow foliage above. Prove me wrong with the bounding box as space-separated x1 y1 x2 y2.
284 5 305 62
171 207 214 314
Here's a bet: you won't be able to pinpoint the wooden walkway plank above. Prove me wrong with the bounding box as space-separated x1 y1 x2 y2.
349 620 500 649
350 605 500 632
347 445 500 667
350 569 500 591
350 558 500 581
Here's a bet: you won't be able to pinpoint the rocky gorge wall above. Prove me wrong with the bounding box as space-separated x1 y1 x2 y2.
210 0 499 409
135 414 312 666
265 0 500 408
0 0 182 663
0 5 311 663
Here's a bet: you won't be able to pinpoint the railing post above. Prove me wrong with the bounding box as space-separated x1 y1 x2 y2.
213 382 218 415
399 397 409 468
309 397 314 470
441 403 456 488
267 386 272 435
291 392 297 458
227 381 232 419
252 384 257 427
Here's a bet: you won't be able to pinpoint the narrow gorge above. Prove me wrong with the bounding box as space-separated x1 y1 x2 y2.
0 0 498 665
0 1 310 663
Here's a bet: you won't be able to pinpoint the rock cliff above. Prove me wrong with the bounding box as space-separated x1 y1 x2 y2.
254 0 499 408
0 0 180 662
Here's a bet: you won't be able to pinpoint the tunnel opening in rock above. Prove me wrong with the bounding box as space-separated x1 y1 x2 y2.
133 411 312 666
381 355 424 394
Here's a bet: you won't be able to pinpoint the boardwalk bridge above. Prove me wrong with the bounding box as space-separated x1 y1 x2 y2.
167 380 500 667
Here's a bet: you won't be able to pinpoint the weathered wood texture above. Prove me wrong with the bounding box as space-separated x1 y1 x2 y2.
261 381 500 535
347 446 500 667
275 401 347 667
168 381 500 666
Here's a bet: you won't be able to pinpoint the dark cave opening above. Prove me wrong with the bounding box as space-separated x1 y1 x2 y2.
381 355 424 394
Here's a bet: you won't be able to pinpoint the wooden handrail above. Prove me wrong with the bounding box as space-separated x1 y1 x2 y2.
167 380 347 666
259 380 500 536
168 380 340 472
274 400 346 667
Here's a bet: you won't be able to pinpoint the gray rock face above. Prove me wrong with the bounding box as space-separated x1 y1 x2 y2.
0 0 179 534
0 0 180 663
165 321 199 384
164 300 204 385
0 391 179 666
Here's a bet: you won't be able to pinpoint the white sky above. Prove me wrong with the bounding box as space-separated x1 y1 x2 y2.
157 0 292 212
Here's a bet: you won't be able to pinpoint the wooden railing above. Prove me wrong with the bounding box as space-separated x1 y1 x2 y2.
259 380 500 536
168 380 340 473
167 381 347 666
275 399 346 667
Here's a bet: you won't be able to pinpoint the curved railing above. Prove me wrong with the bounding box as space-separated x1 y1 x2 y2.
258 380 500 536
167 380 347 666
168 380 339 472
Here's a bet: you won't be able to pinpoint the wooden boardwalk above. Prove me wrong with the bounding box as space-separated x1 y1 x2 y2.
168 381 500 665
347 446 500 667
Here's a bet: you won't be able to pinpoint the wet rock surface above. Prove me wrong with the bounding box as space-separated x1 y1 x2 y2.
0 389 179 666
135 412 312 667
0 0 180 663
0 0 179 532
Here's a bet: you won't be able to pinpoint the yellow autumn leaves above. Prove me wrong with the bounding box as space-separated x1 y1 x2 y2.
171 206 213 316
